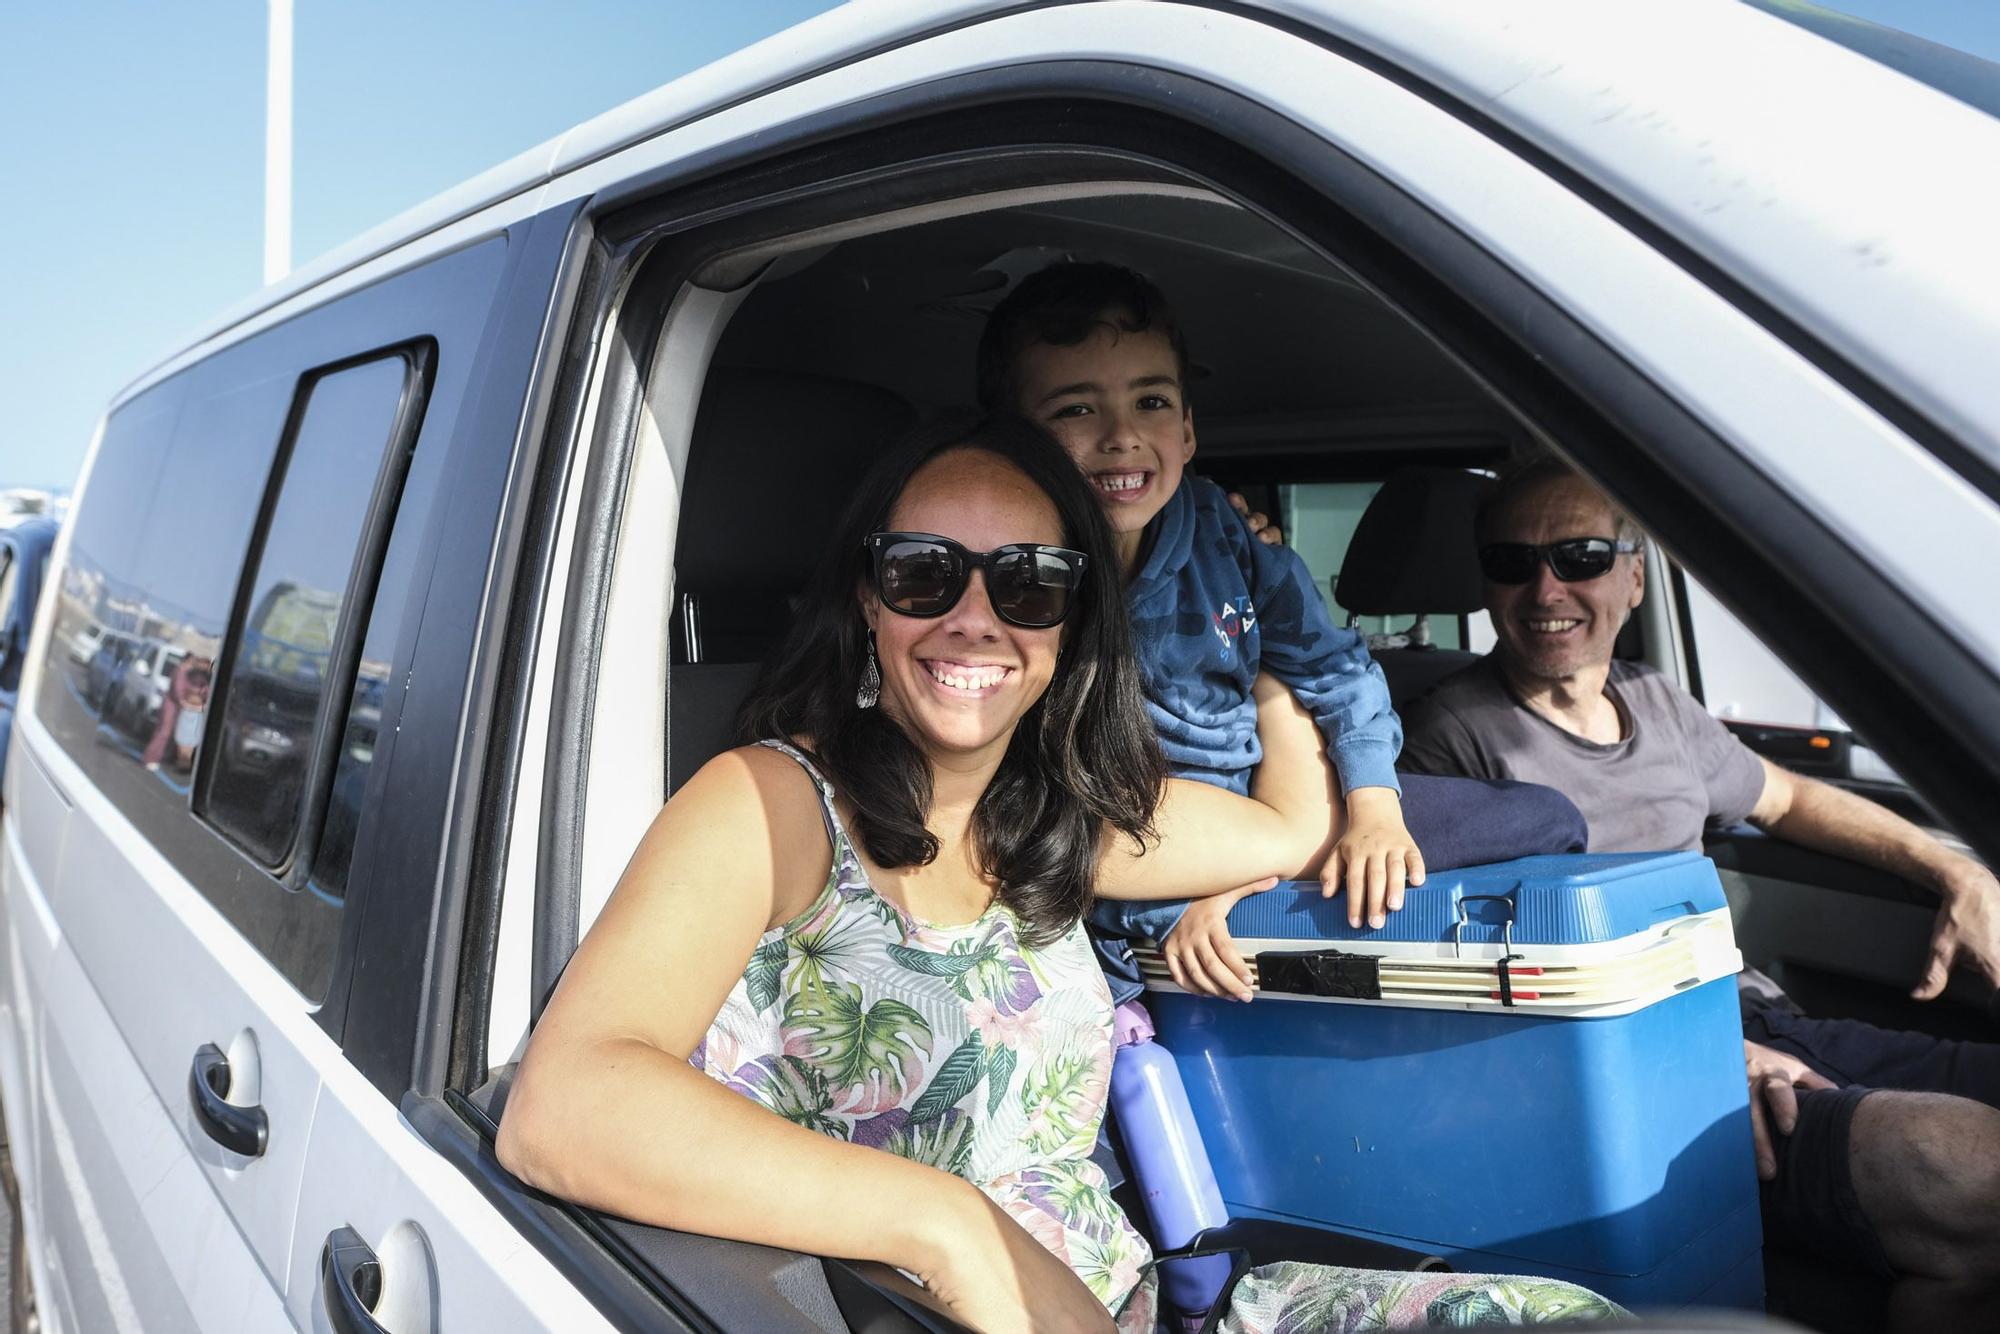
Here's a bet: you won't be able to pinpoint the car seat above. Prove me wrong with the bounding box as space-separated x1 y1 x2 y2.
1334 466 1487 706
667 367 917 793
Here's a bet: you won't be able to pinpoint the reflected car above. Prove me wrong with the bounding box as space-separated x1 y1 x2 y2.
0 518 60 789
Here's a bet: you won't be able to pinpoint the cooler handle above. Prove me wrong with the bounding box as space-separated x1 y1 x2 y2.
1451 894 1517 958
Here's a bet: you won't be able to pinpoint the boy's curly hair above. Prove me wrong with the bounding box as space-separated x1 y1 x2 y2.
975 260 1193 414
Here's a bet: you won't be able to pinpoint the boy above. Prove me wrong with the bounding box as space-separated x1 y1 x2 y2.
977 262 1437 1001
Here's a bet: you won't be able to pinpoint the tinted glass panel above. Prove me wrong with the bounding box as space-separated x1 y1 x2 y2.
38 382 191 764
205 357 413 867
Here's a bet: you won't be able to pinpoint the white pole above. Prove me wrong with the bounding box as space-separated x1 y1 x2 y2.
264 0 294 285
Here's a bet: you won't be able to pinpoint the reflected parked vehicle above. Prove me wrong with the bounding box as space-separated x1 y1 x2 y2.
100 641 187 746
0 519 60 791
63 619 105 667
79 630 140 714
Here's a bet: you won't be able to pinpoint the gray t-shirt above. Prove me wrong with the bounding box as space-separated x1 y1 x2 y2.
1400 657 1767 853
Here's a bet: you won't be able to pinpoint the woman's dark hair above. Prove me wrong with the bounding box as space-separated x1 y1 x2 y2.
974 260 1193 415
740 414 1165 944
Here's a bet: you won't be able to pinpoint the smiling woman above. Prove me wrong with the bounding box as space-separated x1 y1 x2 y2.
496 415 1622 1331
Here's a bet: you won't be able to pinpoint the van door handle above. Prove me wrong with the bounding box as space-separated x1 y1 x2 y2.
320 1226 389 1334
188 1043 268 1158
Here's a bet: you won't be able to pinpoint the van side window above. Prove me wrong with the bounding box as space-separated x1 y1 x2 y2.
201 352 426 873
38 384 194 767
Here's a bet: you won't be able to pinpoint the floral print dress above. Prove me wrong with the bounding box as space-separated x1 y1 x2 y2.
693 744 1623 1332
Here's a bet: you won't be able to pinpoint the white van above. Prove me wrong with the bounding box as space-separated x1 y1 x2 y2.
3 2 1995 1331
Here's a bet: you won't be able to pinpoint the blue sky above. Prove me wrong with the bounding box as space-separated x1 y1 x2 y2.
2 0 1995 489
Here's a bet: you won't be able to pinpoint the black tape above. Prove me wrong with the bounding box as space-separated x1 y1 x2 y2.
1254 949 1382 1000
1497 954 1522 1007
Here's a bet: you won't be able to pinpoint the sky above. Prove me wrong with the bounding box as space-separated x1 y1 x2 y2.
2 0 1996 491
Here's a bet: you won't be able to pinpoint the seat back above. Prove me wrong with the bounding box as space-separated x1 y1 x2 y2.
1336 466 1490 707
668 369 916 790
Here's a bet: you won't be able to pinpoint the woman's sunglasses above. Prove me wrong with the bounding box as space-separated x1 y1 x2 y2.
1478 537 1640 584
863 532 1088 629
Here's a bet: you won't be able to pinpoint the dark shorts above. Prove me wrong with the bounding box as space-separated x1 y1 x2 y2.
1742 999 2000 1110
1758 1085 1895 1277
1743 994 2000 1276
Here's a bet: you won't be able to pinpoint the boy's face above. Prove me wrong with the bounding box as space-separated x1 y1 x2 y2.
1012 322 1196 543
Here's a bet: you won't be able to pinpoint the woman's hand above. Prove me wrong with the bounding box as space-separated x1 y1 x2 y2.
1164 881 1268 1001
919 1189 1116 1333
1321 787 1424 928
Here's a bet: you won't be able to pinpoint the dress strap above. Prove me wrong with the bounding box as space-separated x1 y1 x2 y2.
755 739 843 848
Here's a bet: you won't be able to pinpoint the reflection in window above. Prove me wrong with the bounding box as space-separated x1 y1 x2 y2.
205 357 413 867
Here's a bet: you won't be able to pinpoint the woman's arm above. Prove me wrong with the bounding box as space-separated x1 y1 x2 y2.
499 747 978 1269
1095 674 1342 900
498 746 1111 1332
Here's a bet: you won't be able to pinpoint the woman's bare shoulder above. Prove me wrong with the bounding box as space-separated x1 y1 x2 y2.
653 743 834 907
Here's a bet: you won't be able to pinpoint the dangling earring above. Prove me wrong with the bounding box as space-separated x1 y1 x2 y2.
856 630 881 709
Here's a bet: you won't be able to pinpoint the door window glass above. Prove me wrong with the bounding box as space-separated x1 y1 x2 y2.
204 355 418 871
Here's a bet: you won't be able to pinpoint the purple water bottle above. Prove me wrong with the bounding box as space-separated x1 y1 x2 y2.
1109 1000 1233 1328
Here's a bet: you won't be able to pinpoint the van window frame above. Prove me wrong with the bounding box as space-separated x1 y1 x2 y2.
504 83 2000 1064
424 62 2000 1334
195 340 436 880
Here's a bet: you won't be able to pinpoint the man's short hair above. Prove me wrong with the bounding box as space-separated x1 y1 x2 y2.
1476 455 1642 545
975 260 1193 413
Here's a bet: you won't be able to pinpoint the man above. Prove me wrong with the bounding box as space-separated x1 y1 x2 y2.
1400 457 2000 1330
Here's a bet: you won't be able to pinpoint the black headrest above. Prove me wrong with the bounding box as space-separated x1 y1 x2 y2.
676 368 917 593
1335 466 1488 616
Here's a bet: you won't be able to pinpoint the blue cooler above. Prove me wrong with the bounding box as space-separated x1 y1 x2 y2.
1136 852 1762 1313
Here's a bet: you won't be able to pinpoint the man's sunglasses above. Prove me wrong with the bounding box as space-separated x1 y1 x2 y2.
1478 537 1640 584
863 532 1088 629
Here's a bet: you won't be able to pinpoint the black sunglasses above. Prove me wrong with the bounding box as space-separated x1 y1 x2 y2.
1478 537 1640 584
864 532 1089 628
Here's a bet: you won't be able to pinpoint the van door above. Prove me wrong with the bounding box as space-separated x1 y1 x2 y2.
16 365 305 1333
9 234 533 1332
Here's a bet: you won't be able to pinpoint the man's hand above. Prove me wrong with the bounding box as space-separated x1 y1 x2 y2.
1227 492 1284 546
1914 853 2000 1000
1743 1040 1836 1181
1163 882 1266 1001
1321 787 1425 928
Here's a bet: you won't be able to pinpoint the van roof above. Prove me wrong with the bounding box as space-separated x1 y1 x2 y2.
115 0 1015 406
115 0 2000 468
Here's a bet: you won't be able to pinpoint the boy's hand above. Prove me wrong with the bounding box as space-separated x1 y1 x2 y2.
1162 881 1266 1001
1227 492 1285 546
1322 787 1425 929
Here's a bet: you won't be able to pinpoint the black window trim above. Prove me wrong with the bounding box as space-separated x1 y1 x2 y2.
426 56 2000 1334
478 57 2000 1112
512 72 2000 1047
195 338 437 883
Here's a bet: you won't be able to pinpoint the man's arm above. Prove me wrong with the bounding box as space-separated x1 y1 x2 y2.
1749 757 1999 997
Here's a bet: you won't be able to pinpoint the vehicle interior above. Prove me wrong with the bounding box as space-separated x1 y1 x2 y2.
456 170 1993 1334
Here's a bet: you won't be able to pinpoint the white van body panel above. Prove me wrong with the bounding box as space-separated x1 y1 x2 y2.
108 0 1005 413
282 1071 616 1333
9 3 1996 1330
1261 0 2000 464
12 715 310 1320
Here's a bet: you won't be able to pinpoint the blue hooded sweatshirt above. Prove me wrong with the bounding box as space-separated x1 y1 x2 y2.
1091 475 1400 993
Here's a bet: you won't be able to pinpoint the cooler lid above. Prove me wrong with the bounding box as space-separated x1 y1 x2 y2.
1223 851 1726 947
1134 852 1742 1017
